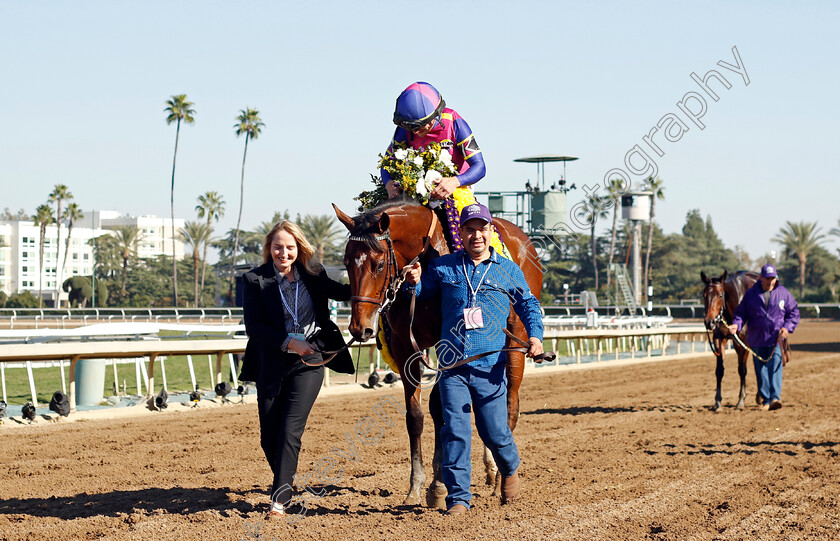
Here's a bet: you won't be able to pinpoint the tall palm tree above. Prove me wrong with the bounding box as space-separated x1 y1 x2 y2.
49 184 73 307
643 177 665 303
180 221 212 307
61 202 84 281
830 218 840 253
33 204 54 308
164 94 196 307
231 108 265 296
604 179 626 291
300 215 343 264
576 194 609 290
773 221 825 298
195 191 226 296
111 225 143 297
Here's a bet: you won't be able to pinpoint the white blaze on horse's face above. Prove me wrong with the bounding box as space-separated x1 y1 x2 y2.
355 252 367 268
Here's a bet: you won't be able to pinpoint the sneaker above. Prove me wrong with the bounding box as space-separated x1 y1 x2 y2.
446 504 469 515
501 471 521 504
768 400 783 411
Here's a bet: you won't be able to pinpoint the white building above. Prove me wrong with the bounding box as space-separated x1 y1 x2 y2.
0 212 185 305
81 211 186 261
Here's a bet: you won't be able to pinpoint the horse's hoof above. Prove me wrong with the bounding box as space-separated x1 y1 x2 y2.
713 403 722 412
403 494 422 506
485 471 497 486
425 486 447 509
735 402 745 410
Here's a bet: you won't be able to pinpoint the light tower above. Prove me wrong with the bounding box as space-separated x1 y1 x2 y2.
620 190 652 305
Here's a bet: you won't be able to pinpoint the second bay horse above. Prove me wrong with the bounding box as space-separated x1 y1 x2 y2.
701 270 758 410
333 199 543 507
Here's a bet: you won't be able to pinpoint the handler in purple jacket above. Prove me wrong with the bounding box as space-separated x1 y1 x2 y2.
727 263 799 411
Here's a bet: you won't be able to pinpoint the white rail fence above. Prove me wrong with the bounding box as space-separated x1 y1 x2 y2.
0 323 713 414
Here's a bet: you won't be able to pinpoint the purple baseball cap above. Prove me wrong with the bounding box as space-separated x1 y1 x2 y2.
760 263 777 278
459 203 493 226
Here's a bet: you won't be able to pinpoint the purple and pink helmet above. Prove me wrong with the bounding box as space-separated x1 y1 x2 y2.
393 82 446 131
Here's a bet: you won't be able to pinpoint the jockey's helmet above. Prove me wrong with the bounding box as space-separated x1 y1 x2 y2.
393 82 446 132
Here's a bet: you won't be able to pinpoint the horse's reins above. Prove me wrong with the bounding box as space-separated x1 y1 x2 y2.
400 220 557 372
301 211 440 368
711 311 780 365
704 282 789 365
411 328 557 374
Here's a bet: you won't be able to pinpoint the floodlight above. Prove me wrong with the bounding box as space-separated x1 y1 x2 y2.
368 371 380 388
215 382 232 401
155 389 169 410
22 402 36 422
49 391 70 417
383 372 399 384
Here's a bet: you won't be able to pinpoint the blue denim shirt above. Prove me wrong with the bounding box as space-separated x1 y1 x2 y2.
413 248 543 367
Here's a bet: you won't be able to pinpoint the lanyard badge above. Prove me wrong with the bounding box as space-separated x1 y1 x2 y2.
461 257 491 330
279 280 304 337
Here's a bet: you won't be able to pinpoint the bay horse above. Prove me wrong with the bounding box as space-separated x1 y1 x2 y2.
700 270 758 410
333 199 543 507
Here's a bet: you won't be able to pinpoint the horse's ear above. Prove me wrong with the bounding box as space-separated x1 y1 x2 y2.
701 271 709 284
720 270 728 283
332 203 355 231
377 212 390 233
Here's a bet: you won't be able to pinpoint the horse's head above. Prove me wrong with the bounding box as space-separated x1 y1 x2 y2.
334 203 396 342
701 270 728 330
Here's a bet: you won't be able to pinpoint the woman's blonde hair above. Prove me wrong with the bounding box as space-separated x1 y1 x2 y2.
263 220 320 275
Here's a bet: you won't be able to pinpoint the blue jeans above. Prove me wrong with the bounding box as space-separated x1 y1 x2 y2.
438 361 520 510
753 344 783 403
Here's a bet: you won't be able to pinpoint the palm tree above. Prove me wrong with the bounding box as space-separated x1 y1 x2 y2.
773 221 825 298
164 94 196 307
180 221 212 307
830 219 840 254
576 194 609 290
300 215 343 264
231 108 265 296
195 191 226 296
33 204 54 308
49 184 73 306
604 179 625 291
111 225 143 297
643 177 665 303
61 202 84 281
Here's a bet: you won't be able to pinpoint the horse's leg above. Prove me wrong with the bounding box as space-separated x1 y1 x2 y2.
714 337 725 411
398 346 427 506
486 309 527 494
425 382 447 509
736 340 748 409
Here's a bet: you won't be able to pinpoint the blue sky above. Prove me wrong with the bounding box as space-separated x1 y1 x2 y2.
2 1 838 264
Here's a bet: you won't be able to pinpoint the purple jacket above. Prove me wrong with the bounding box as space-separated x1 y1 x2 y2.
732 281 799 347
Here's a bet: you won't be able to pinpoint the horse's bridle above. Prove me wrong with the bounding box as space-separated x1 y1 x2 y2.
703 284 726 356
348 211 440 315
702 283 773 363
347 231 403 313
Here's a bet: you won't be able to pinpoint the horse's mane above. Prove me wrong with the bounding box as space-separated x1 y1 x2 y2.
349 197 422 253
707 270 758 285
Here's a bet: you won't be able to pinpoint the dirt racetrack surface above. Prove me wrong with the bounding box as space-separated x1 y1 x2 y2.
1 320 838 540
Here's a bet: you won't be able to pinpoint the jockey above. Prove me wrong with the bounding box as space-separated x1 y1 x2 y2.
382 81 508 258
382 81 486 201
